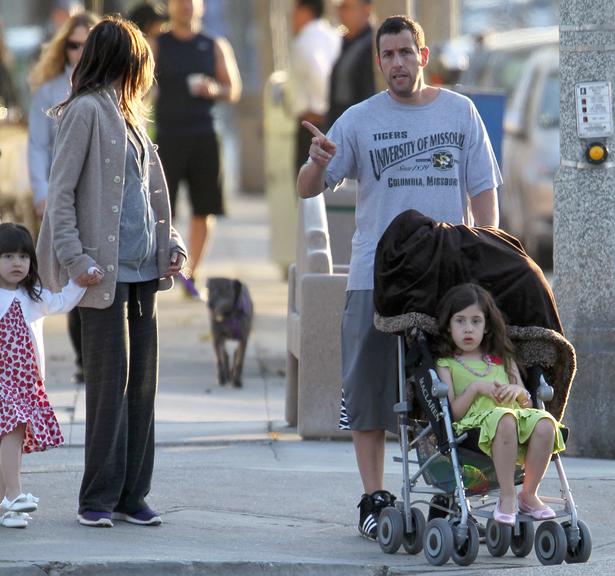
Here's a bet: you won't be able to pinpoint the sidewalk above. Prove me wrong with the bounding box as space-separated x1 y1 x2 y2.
1 193 614 575
45 192 290 448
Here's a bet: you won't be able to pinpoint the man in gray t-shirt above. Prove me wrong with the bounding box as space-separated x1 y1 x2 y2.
297 15 502 541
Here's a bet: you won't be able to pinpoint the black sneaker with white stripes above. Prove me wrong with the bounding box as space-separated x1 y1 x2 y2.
357 490 396 541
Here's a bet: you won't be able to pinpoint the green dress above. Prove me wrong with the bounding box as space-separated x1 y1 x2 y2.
436 357 565 461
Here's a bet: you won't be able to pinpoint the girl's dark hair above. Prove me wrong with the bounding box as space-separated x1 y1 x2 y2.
436 283 518 380
54 15 154 126
0 223 43 301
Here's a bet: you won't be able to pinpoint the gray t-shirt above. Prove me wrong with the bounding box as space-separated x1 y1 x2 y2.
325 88 502 290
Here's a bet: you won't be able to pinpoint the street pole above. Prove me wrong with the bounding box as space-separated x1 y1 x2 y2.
415 0 459 47
372 1 458 45
372 0 414 20
84 0 104 15
554 0 615 457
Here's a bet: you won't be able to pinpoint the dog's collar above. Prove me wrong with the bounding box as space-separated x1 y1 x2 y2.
219 290 252 339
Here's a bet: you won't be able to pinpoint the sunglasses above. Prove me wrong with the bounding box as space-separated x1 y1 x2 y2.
66 40 85 51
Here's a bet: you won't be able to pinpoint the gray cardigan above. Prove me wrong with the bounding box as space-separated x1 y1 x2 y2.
37 87 185 309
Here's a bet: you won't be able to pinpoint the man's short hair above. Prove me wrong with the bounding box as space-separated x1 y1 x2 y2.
297 0 325 19
376 15 425 55
128 2 167 33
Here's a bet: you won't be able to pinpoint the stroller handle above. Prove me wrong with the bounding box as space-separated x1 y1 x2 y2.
429 369 449 399
538 374 555 402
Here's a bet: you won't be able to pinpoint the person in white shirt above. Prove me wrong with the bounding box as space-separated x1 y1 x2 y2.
289 0 340 176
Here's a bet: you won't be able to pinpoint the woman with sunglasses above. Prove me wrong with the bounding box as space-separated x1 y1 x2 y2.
28 11 99 219
37 16 186 528
27 11 98 386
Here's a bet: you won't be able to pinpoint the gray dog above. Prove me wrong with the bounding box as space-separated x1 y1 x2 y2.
206 277 253 388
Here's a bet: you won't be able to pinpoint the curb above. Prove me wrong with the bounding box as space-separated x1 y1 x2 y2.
0 561 408 576
1 559 612 576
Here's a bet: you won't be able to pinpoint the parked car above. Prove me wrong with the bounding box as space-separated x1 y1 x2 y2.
459 26 558 100
456 27 559 263
501 46 559 261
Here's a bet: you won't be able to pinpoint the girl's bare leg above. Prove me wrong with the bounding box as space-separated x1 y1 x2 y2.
519 418 555 507
0 426 26 501
491 415 518 514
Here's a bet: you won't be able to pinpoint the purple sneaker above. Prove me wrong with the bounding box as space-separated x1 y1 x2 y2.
112 506 162 526
78 510 113 527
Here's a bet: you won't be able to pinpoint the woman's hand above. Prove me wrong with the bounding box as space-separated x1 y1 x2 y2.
163 250 186 278
74 265 104 287
34 198 47 218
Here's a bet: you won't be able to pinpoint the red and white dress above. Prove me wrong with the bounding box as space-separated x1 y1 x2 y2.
0 283 85 453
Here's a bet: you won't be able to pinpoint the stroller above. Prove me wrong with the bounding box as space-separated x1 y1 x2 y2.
370 210 592 566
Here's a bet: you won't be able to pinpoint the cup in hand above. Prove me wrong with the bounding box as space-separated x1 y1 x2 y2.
187 73 205 96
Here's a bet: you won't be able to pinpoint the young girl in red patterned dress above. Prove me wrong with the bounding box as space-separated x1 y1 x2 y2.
0 223 91 528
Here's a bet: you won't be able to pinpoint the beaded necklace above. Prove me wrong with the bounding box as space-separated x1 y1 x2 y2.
453 354 494 378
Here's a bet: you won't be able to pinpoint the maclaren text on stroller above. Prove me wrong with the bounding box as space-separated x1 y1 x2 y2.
371 210 591 567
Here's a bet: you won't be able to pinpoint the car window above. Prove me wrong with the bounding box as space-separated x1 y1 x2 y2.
483 49 533 97
473 49 529 97
538 72 559 128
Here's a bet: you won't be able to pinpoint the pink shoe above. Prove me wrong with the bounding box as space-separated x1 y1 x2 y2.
493 499 516 526
517 496 556 520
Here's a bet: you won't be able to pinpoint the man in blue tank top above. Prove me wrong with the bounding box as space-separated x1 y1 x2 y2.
153 0 242 291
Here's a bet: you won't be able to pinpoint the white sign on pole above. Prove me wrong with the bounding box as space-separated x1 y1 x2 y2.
575 81 613 138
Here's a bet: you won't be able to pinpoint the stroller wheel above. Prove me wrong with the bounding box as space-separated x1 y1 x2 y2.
535 520 567 565
510 519 534 557
424 517 454 566
486 518 512 557
401 506 425 555
451 518 480 566
562 519 592 564
377 507 403 554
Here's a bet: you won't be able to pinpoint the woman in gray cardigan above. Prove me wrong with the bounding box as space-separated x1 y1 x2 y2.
37 17 186 528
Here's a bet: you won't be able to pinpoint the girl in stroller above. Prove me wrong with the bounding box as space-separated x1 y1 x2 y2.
435 283 566 527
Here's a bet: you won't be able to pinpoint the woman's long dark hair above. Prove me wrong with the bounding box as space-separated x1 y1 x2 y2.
436 283 518 380
54 15 153 126
0 223 43 302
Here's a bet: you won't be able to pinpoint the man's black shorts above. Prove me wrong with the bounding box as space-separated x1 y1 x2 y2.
157 131 224 217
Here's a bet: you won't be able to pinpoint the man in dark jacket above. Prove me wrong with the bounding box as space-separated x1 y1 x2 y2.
326 0 374 128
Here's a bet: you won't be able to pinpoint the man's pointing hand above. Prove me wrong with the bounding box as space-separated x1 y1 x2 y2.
302 120 336 167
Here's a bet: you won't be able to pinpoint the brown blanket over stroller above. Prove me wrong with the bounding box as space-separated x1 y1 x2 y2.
373 209 575 421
